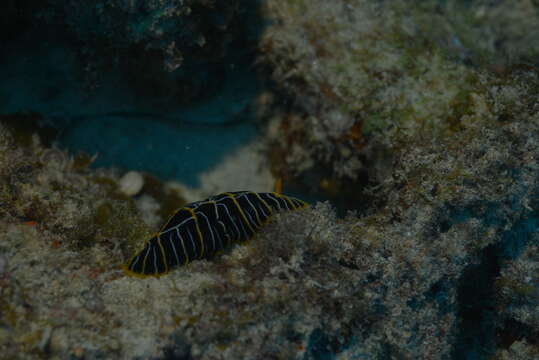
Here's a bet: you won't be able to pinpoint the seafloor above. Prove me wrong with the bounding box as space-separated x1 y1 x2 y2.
0 1 538 359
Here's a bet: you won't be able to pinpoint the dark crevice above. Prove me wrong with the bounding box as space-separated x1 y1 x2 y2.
451 190 538 359
159 333 193 360
497 318 539 349
452 244 499 359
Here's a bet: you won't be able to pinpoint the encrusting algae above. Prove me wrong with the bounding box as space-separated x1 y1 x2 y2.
1 63 538 357
0 0 538 358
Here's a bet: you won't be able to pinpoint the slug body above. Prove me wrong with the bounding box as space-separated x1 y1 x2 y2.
123 191 308 278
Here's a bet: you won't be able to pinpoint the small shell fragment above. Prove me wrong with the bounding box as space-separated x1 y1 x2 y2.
119 171 144 197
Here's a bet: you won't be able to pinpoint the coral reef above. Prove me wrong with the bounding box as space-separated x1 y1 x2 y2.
1 0 538 359
259 0 539 190
1 62 537 358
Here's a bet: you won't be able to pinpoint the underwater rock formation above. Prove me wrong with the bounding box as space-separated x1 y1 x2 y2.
0 62 537 357
0 1 264 184
21 0 258 104
260 0 539 188
0 1 538 359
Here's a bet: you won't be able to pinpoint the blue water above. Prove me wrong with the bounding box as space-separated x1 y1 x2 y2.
60 116 257 185
0 33 260 186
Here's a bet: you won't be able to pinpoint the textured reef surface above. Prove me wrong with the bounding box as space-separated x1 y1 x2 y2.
1 0 538 359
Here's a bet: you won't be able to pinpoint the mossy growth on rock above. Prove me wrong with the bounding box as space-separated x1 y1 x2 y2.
0 1 538 358
0 84 537 359
259 0 539 200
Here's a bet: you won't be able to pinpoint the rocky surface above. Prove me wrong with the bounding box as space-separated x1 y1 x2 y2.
0 1 538 359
